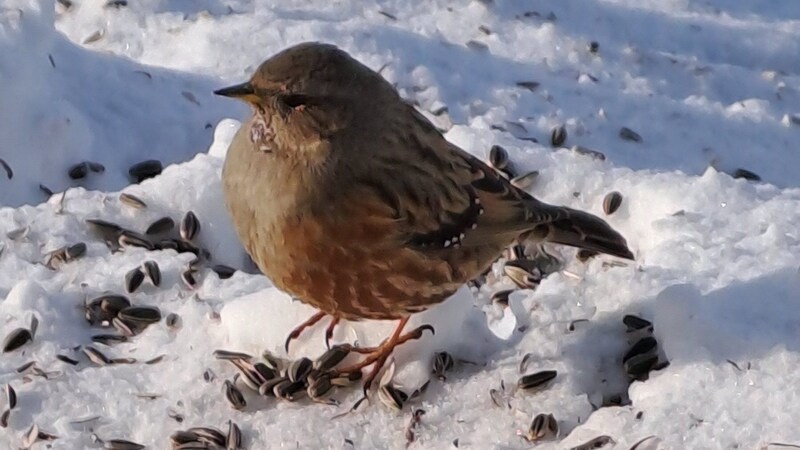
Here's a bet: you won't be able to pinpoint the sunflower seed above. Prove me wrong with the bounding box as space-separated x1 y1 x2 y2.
223 380 246 410
378 384 408 411
307 373 334 401
623 315 653 333
111 357 137 364
15 361 36 373
519 353 535 374
503 260 541 289
88 161 105 172
229 359 266 391
128 159 163 183
432 351 454 381
155 239 178 251
68 162 89 179
603 191 623 215
166 313 181 330
524 413 558 442
518 370 557 392
83 346 113 366
86 219 123 242
619 127 642 143
0 409 8 428
103 439 145 449
5 384 16 410
56 354 80 365
211 264 236 279
140 260 161 287
733 168 760 181
118 306 162 324
3 328 32 353
624 353 659 380
181 269 197 289
0 158 12 179
118 193 146 209
488 145 509 170
510 171 539 190
91 334 127 345
516 81 540 92
570 435 615 450
188 427 226 446
111 317 137 337
98 294 131 316
124 268 145 293
258 377 285 397
550 125 567 147
169 430 200 447
44 247 68 269
66 242 87 260
273 379 306 401
118 230 154 250
570 145 606 160
226 421 242 450
623 337 658 364
214 349 253 361
145 217 174 235
180 211 200 241
288 357 313 382
22 423 39 448
314 345 351 371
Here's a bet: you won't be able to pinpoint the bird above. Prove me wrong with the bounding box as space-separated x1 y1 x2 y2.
214 42 634 393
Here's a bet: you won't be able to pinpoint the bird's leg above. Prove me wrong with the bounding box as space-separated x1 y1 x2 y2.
324 316 340 349
284 311 326 353
333 317 435 394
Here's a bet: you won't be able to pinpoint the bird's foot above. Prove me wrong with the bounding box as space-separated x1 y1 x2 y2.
333 318 434 396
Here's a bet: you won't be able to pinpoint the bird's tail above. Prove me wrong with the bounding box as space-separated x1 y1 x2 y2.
523 200 635 260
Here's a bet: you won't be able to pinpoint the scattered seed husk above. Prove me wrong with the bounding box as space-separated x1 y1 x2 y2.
226 420 242 450
488 145 509 170
15 361 36 373
229 359 267 391
603 191 623 215
145 217 174 236
623 337 658 363
570 145 606 160
288 357 313 383
314 345 351 371
432 351 454 380
98 294 131 315
623 315 653 332
66 242 87 260
124 267 145 293
525 413 558 442
491 289 513 307
118 230 154 250
0 409 8 428
169 430 199 447
261 350 283 371
273 379 306 401
111 317 137 337
214 349 253 361
91 334 128 345
128 159 163 183
68 162 89 179
188 427 226 446
5 384 16 410
0 158 12 179
86 219 123 243
103 439 145 450
180 211 200 241
576 249 598 262
518 370 557 392
733 168 760 181
181 269 197 289
222 380 246 410
211 264 236 279
519 353 535 374
3 328 32 353
118 306 162 324
516 81 540 92
82 346 113 366
510 171 539 190
503 260 541 289
22 423 39 448
111 357 137 365
619 127 642 142
119 193 146 209
551 125 567 147
166 313 181 330
141 260 161 286
378 384 407 411
624 353 659 379
56 354 80 365
570 435 615 450
629 435 660 450
82 29 105 44
307 372 335 401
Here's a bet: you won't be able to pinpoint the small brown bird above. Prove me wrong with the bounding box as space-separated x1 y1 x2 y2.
215 42 633 392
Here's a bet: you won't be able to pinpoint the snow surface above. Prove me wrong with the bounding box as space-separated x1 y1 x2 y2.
2 0 800 448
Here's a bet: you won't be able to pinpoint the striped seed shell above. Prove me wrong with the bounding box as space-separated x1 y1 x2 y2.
103 439 145 449
378 385 407 411
432 351 454 380
488 145 509 170
181 269 197 289
525 413 558 442
169 430 200 447
213 349 252 361
98 294 131 316
128 159 163 183
82 346 112 366
288 357 313 382
550 125 567 147
5 384 16 409
211 264 236 279
145 217 175 235
119 193 146 209
180 211 200 241
223 380 246 410
503 260 542 289
619 127 642 142
88 161 105 172
118 230 154 250
2 328 32 353
623 315 653 332
0 409 8 428
142 260 161 286
510 171 539 190
518 370 557 392
118 306 162 324
570 435 615 450
66 242 87 260
187 427 225 446
313 345 351 371
226 421 242 450
623 337 658 363
124 267 145 293
273 379 306 401
68 162 89 179
491 289 514 307
56 354 80 365
602 191 623 215
166 313 181 330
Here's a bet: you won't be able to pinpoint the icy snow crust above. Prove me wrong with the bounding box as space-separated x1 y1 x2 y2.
2 0 800 448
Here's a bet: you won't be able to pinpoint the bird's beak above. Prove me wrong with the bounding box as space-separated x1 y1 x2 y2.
214 82 260 104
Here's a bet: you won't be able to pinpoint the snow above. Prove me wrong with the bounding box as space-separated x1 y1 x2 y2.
2 0 800 448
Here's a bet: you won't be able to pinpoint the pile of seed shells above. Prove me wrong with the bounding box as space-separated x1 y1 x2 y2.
622 314 668 381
